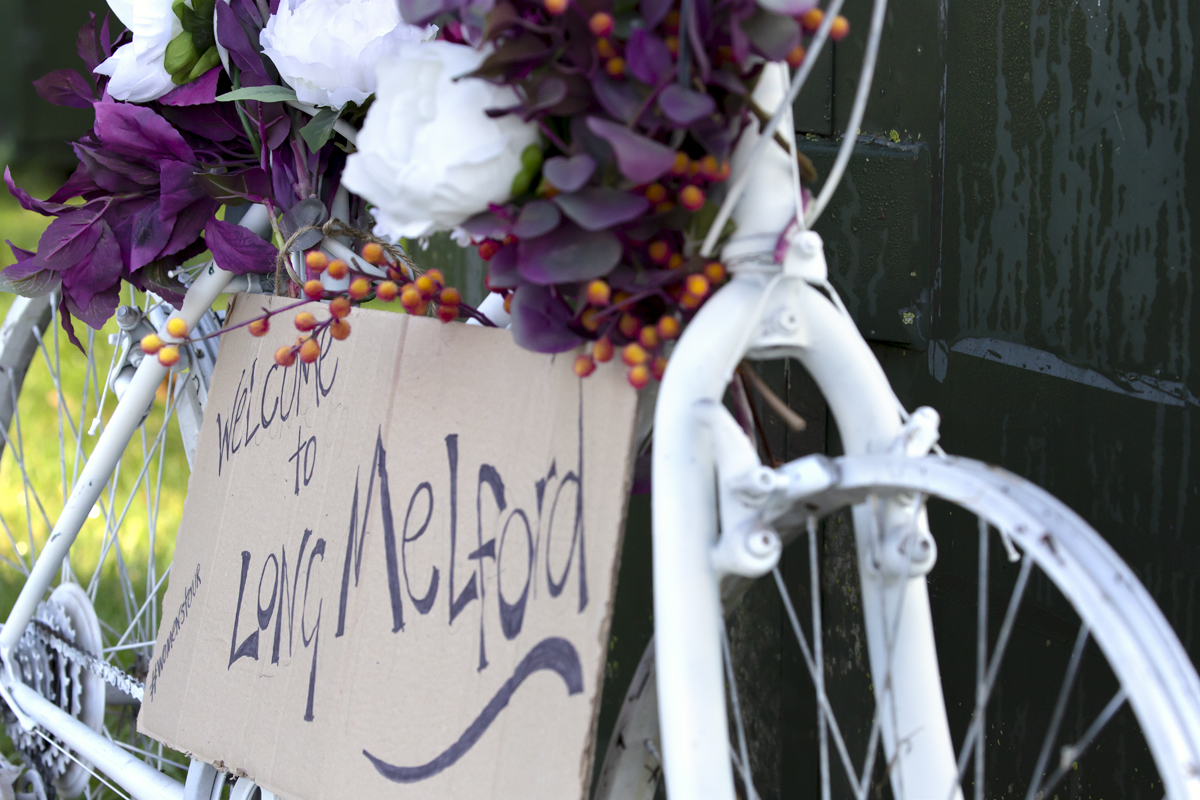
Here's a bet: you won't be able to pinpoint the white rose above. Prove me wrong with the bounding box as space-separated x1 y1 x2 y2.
260 0 434 109
341 41 541 240
94 0 180 103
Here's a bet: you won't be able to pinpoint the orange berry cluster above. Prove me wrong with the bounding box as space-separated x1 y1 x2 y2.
187 241 466 369
571 261 728 389
261 289 353 367
389 269 461 321
787 9 851 67
139 315 192 367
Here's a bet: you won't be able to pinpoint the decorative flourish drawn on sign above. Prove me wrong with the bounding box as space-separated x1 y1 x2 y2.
362 637 583 783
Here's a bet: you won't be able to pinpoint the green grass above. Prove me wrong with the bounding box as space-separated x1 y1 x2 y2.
0 166 194 793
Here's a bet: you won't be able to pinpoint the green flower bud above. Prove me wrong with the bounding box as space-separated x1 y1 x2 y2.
165 31 199 82
520 144 543 172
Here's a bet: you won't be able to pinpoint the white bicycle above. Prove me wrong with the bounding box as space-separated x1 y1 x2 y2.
3 5 1200 800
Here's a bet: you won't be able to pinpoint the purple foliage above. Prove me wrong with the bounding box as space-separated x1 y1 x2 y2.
542 153 596 192
586 117 676 183
160 68 221 106
205 217 277 275
626 30 673 85
658 84 716 125
511 199 562 238
517 223 621 284
33 70 96 109
509 283 583 353
553 188 649 231
94 101 195 164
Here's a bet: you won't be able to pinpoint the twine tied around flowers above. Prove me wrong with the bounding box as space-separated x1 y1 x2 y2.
274 218 419 295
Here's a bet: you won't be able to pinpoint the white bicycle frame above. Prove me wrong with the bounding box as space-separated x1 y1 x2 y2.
0 58 968 800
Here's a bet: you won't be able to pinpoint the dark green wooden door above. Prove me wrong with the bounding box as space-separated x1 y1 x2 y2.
598 1 1200 797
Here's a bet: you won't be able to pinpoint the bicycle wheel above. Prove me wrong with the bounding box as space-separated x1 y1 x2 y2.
595 451 1200 800
0 288 218 798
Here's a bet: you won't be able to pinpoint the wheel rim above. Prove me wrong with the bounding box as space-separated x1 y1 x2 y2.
597 454 1200 800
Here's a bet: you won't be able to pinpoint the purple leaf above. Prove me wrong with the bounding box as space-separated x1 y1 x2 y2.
571 115 614 167
159 161 207 218
195 168 272 204
553 188 649 231
33 70 95 109
524 76 568 116
130 201 172 271
62 221 123 307
709 69 747 96
640 0 673 30
104 196 155 265
73 142 159 192
77 15 104 74
93 101 195 165
626 30 673 85
586 117 677 183
511 200 562 239
231 0 265 27
486 244 520 289
159 103 244 141
542 154 596 193
462 210 512 239
509 283 584 353
691 118 734 161
658 84 717 125
48 165 102 204
264 111 292 151
205 217 277 275
215 1 267 79
159 67 221 106
160 199 215 259
0 244 61 297
57 294 85 353
730 11 751 64
64 283 121 330
591 74 646 125
518 222 621 284
33 212 105 271
5 167 70 216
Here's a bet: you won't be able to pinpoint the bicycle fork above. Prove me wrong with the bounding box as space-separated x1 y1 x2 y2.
652 236 963 800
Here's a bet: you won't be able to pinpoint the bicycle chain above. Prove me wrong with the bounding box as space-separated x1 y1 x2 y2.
33 621 145 702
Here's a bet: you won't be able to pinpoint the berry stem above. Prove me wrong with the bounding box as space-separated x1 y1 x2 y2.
184 298 319 345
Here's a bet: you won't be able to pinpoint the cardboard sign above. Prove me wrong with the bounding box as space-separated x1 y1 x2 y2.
138 296 638 800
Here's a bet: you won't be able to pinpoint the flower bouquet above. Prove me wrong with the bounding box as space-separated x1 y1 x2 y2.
3 0 847 387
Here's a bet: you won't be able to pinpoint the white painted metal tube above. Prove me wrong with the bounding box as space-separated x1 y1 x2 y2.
652 273 772 800
790 283 961 799
11 683 184 800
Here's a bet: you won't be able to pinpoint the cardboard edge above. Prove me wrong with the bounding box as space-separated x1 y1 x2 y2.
577 384 643 799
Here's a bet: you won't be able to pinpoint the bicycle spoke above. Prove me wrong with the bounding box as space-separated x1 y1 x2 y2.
951 554 1034 796
1024 623 1090 800
808 516 831 800
110 739 187 772
720 621 758 800
105 563 171 657
1035 688 1129 800
772 563 861 793
975 516 988 800
32 729 132 800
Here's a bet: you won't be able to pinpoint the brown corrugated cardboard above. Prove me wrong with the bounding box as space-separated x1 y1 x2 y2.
139 295 639 799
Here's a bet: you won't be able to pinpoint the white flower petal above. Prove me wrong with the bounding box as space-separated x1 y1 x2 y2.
260 0 433 110
94 0 181 103
96 42 177 103
342 41 541 239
